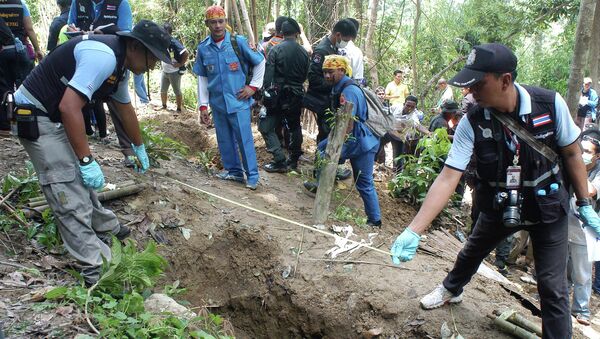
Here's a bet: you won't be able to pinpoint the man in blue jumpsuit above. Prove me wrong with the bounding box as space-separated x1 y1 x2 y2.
12 20 171 286
194 5 266 190
303 55 382 226
389 43 600 338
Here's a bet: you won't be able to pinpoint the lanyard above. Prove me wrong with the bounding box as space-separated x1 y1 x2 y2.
502 125 520 165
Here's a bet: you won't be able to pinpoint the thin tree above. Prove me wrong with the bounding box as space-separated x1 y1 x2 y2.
364 0 379 86
411 0 421 95
566 0 597 116
237 0 256 44
589 0 600 87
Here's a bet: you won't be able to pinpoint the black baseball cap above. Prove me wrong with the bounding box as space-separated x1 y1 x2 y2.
117 20 172 64
441 100 459 113
449 43 517 87
281 18 301 35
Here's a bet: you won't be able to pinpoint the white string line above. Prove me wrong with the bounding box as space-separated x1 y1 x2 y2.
164 176 393 257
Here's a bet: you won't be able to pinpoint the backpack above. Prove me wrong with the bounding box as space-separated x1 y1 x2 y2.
0 17 15 48
340 80 396 138
229 33 253 85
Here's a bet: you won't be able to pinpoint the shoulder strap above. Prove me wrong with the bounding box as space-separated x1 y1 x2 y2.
490 110 558 163
230 33 247 74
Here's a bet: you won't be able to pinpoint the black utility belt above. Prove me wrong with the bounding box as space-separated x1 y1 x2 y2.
13 104 46 140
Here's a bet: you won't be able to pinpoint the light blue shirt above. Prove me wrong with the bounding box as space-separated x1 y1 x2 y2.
334 76 379 155
67 0 132 31
445 83 581 171
193 31 264 114
21 0 30 17
15 39 130 107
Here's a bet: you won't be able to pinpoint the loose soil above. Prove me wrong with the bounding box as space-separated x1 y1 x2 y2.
1 107 598 338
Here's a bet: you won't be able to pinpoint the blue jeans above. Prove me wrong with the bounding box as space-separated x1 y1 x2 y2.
317 139 381 223
568 242 592 319
212 108 259 185
133 74 149 103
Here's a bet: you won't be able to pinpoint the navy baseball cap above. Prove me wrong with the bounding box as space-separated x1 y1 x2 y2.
449 43 517 87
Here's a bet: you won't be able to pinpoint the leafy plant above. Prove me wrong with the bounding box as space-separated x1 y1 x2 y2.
1 161 41 203
140 120 189 166
34 209 63 253
388 128 454 204
195 149 217 175
46 240 233 338
332 204 367 226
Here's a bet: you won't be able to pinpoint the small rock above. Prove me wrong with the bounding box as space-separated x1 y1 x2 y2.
55 305 74 316
343 264 353 272
154 168 169 176
144 293 196 320
180 228 192 240
253 271 261 277
8 271 24 283
282 265 292 279
362 328 382 338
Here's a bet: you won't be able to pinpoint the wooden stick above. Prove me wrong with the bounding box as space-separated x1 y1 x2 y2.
313 103 353 224
300 257 410 270
0 188 17 206
0 260 30 270
293 228 305 277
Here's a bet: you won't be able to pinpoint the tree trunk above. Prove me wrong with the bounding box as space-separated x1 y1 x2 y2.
308 0 338 42
589 0 600 87
251 0 258 44
265 0 272 22
231 0 245 35
566 0 597 116
274 0 280 18
313 103 354 225
364 0 379 87
411 0 421 95
238 0 256 44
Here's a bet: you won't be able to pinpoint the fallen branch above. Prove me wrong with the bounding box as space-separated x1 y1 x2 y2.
0 260 30 270
85 282 100 335
293 228 305 278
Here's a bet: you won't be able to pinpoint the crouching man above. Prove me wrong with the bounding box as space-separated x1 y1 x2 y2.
11 20 172 286
303 55 382 227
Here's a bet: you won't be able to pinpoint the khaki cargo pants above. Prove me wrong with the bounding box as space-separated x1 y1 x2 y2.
19 117 120 283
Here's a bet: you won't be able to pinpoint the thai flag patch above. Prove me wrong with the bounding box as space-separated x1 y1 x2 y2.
532 113 552 127
106 4 116 10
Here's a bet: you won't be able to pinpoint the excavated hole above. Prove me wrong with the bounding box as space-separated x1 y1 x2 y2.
164 227 372 338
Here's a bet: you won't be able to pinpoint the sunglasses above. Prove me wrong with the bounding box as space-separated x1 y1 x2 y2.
583 134 600 147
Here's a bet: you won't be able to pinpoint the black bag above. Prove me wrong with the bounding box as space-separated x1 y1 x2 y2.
262 86 279 109
0 17 15 48
302 92 329 113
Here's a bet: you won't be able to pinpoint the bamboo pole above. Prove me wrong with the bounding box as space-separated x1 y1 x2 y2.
237 0 256 45
313 103 353 225
31 183 147 213
231 0 245 35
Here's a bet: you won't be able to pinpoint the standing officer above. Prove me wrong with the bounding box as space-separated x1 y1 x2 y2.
11 20 171 286
194 5 265 190
303 55 381 227
259 18 309 172
303 19 356 144
47 0 72 51
389 43 600 338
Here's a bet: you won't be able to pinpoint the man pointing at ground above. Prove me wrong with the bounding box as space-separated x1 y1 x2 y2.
390 43 600 338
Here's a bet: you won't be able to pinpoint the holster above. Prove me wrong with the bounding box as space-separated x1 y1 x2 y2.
14 104 44 140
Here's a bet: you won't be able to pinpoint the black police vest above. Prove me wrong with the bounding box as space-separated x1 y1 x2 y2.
468 85 569 223
22 35 126 122
0 0 25 41
75 0 122 31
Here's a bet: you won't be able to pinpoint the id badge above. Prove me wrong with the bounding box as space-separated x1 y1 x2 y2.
506 166 521 189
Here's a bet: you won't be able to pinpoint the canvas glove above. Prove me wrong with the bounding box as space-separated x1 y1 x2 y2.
79 160 105 190
390 228 421 265
131 143 150 173
578 205 600 236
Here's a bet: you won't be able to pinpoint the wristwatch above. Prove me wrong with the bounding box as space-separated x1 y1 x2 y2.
79 155 94 166
576 198 592 207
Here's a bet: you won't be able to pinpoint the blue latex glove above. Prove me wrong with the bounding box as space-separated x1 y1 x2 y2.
131 143 150 173
578 205 600 236
79 160 105 190
391 228 421 265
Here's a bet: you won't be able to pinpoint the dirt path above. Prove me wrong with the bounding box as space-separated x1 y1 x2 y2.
0 109 596 338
